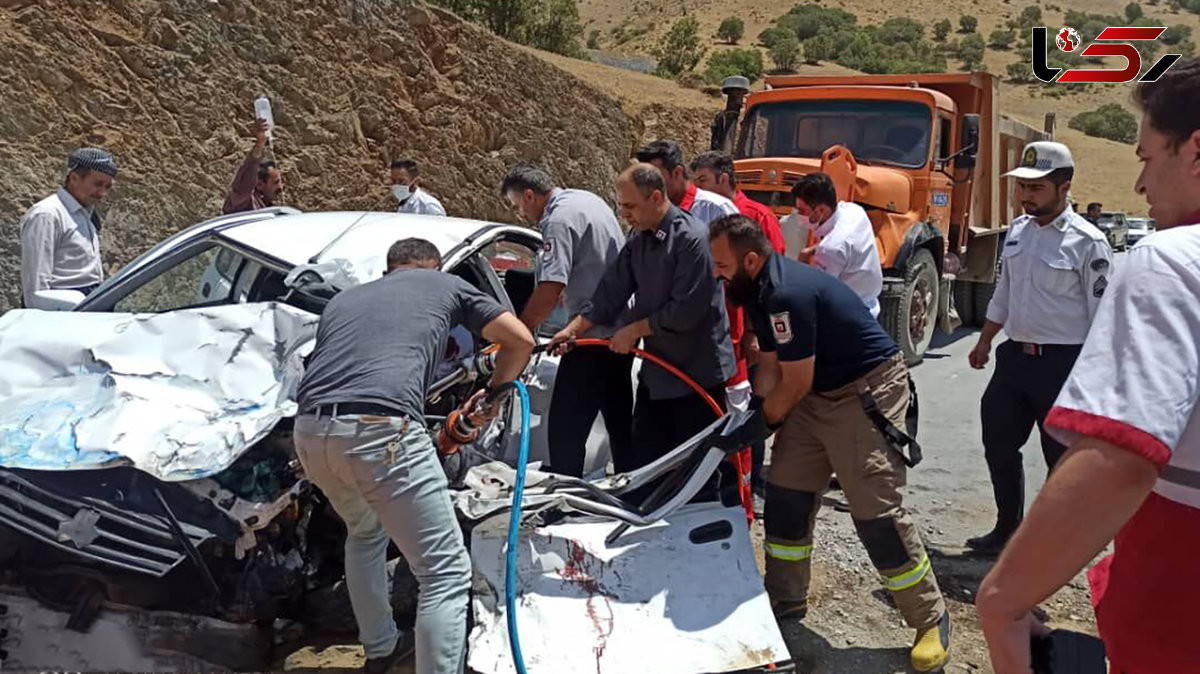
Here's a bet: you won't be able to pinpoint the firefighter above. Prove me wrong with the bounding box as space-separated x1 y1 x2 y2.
709 215 951 672
966 141 1112 554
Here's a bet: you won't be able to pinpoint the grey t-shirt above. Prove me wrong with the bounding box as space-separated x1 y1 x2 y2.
297 269 506 421
538 188 625 336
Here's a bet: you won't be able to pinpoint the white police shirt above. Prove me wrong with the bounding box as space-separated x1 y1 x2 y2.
1047 224 1200 509
397 188 446 216
985 209 1112 344
812 201 883 318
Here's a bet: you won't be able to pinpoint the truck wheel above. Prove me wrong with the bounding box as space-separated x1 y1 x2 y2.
882 248 938 366
972 280 996 325
952 279 976 327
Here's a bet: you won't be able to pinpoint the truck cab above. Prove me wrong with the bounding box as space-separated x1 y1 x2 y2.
722 73 1051 363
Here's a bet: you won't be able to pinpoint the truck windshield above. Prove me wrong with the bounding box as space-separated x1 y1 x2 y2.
738 100 933 169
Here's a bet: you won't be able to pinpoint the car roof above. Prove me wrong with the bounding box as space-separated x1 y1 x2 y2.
218 211 499 280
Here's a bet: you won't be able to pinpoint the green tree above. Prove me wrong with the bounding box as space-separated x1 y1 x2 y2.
934 19 952 41
959 14 978 33
521 0 587 57
705 48 765 83
758 26 792 48
1162 24 1193 44
776 4 857 41
1017 5 1043 30
959 32 985 69
877 17 925 45
1126 2 1144 20
770 34 802 71
654 17 706 77
1069 104 1139 143
1006 60 1034 82
717 16 745 44
804 32 837 63
989 28 1016 49
586 29 600 49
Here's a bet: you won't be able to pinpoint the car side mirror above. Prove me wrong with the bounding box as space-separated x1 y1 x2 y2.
29 289 86 311
956 114 981 172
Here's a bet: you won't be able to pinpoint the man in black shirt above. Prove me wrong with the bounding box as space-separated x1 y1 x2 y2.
551 163 735 474
709 216 951 673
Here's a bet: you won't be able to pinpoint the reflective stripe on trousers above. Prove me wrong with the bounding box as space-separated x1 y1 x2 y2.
765 542 812 562
883 554 931 592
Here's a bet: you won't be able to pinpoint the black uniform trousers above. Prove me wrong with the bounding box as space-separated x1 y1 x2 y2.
629 381 728 474
980 340 1083 532
547 348 635 478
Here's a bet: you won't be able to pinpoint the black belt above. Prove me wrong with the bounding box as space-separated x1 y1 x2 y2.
303 402 406 418
1010 341 1084 357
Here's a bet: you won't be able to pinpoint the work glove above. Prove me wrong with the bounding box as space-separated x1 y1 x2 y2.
709 395 775 454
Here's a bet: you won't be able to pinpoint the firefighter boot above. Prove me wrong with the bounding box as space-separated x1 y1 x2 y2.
911 611 952 672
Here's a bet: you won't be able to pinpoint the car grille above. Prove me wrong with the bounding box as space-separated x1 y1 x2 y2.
0 469 212 577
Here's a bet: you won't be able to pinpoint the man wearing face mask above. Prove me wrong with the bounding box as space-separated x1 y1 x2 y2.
965 141 1111 555
20 148 119 308
708 214 951 673
391 158 446 216
792 173 883 318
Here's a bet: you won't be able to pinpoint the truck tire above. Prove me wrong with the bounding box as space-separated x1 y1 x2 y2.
952 279 976 327
881 248 938 366
972 279 996 325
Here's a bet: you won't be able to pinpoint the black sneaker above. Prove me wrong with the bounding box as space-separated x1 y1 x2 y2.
965 526 1015 555
364 630 415 674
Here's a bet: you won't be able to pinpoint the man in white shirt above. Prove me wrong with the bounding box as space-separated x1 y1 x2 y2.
391 158 446 216
20 148 119 308
965 141 1112 554
791 172 883 318
977 60 1200 673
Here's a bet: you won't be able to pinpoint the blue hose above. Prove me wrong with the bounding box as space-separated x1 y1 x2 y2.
505 380 532 674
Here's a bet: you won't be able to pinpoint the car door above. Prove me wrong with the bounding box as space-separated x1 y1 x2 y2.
81 236 292 314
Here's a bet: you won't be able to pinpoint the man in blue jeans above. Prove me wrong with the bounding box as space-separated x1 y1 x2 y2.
294 238 535 674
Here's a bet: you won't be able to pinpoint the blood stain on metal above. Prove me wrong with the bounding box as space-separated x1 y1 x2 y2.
556 540 617 674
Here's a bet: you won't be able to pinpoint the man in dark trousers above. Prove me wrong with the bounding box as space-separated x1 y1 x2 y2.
550 163 735 474
294 238 534 674
501 162 632 478
966 141 1112 554
709 215 951 672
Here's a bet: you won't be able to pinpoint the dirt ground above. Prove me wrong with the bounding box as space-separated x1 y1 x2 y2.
284 325 1102 674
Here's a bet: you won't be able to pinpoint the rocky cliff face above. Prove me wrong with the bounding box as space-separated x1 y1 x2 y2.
0 0 711 311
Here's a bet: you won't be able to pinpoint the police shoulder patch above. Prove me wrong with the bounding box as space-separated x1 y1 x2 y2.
1093 275 1108 298
1090 258 1109 272
771 311 793 344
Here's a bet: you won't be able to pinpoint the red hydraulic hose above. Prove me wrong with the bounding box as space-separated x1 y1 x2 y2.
566 338 754 521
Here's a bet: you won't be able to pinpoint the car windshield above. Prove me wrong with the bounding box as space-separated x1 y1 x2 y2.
737 99 932 168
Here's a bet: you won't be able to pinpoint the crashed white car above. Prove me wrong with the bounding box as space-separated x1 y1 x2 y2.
0 208 789 673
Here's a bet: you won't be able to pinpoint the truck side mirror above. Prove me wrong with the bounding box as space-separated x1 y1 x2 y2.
957 114 981 171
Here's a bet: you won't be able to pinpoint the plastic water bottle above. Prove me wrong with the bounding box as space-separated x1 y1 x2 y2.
254 95 275 146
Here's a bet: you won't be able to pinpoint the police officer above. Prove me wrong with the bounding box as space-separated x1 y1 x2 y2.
967 141 1113 554
550 163 735 476
709 215 951 673
294 238 535 674
501 162 632 478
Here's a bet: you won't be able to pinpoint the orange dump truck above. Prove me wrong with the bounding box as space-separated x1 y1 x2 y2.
715 72 1053 363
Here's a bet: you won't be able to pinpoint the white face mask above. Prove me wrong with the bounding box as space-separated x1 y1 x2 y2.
392 184 412 202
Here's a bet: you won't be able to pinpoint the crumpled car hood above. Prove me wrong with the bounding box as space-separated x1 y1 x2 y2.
0 303 317 481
